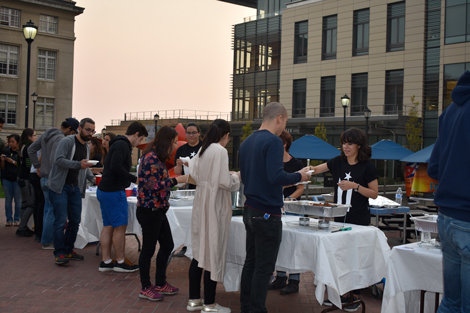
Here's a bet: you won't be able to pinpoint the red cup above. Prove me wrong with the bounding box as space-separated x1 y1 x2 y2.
96 175 102 185
125 189 132 197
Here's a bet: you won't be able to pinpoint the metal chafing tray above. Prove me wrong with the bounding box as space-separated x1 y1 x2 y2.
169 190 195 207
283 200 349 217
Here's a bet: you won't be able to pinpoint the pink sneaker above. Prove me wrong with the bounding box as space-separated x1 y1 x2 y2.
139 286 163 301
154 282 179 295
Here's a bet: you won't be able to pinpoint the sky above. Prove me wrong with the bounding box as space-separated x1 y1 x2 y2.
72 0 255 131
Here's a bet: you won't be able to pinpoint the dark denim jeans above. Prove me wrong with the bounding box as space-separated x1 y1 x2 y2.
437 212 470 313
240 206 282 313
50 184 82 257
41 177 54 245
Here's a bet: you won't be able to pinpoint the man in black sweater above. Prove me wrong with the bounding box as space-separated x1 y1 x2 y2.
97 122 148 272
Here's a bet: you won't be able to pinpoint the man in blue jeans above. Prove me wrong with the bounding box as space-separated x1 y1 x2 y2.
28 118 79 249
239 102 310 313
47 118 94 265
428 70 470 313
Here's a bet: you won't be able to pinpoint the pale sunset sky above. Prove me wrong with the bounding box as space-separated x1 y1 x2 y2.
72 0 255 130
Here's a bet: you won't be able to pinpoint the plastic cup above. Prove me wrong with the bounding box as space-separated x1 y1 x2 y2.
125 188 132 197
95 175 102 185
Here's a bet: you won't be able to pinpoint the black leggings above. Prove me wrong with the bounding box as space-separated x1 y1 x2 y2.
189 259 218 305
136 207 174 288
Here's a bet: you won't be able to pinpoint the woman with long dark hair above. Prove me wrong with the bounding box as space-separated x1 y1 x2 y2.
102 132 116 164
88 137 104 168
186 119 240 313
310 127 378 309
15 128 38 236
1 134 21 226
136 126 188 301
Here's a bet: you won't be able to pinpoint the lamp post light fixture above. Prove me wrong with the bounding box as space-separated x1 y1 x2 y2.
363 107 371 137
341 94 350 132
23 20 38 128
154 113 160 134
101 127 106 138
31 92 38 129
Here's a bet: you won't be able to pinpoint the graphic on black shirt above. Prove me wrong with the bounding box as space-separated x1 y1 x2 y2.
174 141 202 189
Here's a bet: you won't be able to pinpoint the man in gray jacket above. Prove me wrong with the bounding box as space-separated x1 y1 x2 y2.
28 118 79 249
48 118 94 265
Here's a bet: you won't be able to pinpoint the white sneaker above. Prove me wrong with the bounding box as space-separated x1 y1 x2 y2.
201 303 231 313
42 243 54 250
186 299 203 311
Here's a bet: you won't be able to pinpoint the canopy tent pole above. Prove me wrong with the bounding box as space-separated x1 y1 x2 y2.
306 158 310 199
383 160 387 196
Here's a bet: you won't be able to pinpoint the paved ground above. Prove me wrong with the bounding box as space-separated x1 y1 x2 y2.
0 198 400 313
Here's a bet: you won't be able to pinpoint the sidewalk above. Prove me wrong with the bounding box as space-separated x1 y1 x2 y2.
0 198 388 313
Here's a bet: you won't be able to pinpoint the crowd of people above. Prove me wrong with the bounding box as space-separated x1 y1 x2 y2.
2 93 465 312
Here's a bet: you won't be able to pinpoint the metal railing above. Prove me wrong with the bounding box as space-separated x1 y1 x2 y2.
110 110 232 125
243 10 282 22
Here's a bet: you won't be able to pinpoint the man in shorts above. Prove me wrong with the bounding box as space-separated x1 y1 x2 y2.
97 122 148 272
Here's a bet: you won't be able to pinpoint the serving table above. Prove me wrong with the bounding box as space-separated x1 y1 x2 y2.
381 243 443 313
224 215 391 310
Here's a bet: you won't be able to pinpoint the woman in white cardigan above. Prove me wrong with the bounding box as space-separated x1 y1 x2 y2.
187 119 240 313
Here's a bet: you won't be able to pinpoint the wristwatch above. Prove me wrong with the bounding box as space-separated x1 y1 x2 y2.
354 183 360 192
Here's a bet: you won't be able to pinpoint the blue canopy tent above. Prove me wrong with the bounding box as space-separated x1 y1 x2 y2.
290 135 340 160
400 144 435 163
371 140 413 195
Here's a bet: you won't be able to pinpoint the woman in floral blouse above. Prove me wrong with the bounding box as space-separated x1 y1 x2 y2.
136 126 188 301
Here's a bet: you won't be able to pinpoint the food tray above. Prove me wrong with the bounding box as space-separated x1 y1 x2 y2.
410 215 438 233
283 200 349 217
170 190 195 199
169 198 194 207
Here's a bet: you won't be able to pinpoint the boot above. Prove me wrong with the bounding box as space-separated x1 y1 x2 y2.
268 276 287 290
280 279 299 295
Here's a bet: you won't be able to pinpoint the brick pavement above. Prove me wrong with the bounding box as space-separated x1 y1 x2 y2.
0 198 390 313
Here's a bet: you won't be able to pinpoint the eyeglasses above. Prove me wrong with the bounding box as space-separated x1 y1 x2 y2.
186 132 199 136
83 127 96 134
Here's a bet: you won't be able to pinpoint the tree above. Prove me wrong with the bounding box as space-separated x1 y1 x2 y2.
242 121 253 142
405 96 423 152
310 120 327 168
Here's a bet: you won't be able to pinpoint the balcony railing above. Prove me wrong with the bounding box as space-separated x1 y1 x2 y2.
110 110 232 125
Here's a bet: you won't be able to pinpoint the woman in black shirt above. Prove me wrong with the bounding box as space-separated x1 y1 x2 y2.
311 127 378 225
174 123 202 189
1 134 21 226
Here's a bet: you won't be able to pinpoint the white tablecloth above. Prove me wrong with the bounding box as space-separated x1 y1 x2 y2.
224 216 391 309
77 193 193 254
381 243 443 313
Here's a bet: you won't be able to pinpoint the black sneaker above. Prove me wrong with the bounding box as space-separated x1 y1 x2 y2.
55 255 69 265
65 252 84 261
322 296 348 307
344 302 361 312
15 229 34 237
280 279 299 295
99 260 115 272
268 276 287 290
114 258 139 273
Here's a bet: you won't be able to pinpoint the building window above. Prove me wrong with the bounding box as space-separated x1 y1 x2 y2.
445 0 470 44
385 70 404 114
353 9 369 56
387 2 405 52
351 73 368 116
443 63 470 110
36 97 54 127
292 79 306 118
322 15 337 60
0 7 20 28
320 76 335 117
39 14 58 34
38 50 57 80
0 44 19 76
294 21 308 64
0 94 17 124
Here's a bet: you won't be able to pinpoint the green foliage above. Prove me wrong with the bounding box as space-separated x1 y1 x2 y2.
314 120 327 142
405 96 423 152
242 122 253 142
310 120 327 167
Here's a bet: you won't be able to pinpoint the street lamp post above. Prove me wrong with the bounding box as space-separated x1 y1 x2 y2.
341 94 350 132
154 113 160 135
363 107 371 137
101 128 106 138
31 92 37 129
23 20 38 128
